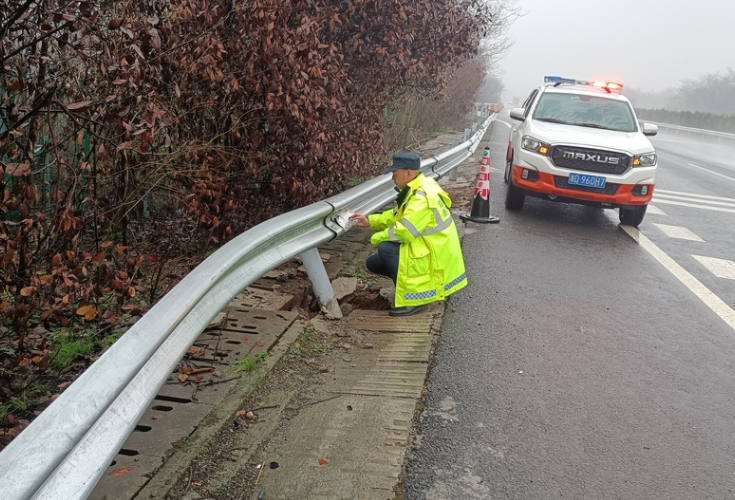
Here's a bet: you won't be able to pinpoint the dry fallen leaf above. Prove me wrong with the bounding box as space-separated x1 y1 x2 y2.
189 367 214 375
109 465 138 476
318 458 329 466
187 347 205 357
76 304 95 316
67 100 93 112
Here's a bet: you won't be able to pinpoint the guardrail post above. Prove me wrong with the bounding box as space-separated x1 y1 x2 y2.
448 139 459 181
300 248 343 318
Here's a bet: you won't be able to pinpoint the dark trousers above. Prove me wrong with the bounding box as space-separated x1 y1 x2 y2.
366 241 400 284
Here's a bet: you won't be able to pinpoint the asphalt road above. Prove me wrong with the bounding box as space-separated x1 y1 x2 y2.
404 117 735 499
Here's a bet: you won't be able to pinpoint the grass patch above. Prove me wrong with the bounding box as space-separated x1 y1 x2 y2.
100 331 124 348
349 266 368 279
230 350 269 374
231 355 257 373
0 345 17 357
97 294 118 313
287 326 332 358
0 397 28 422
51 338 95 370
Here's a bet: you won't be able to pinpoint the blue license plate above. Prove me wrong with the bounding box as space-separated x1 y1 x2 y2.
568 172 606 189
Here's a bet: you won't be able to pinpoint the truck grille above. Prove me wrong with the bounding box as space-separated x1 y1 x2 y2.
550 146 630 175
554 176 620 194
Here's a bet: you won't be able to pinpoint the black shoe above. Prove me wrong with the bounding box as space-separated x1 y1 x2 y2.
389 305 428 317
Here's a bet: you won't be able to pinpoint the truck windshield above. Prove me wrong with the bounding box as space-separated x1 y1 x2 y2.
532 93 637 133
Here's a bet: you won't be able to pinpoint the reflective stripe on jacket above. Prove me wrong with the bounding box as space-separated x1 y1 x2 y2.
368 173 467 307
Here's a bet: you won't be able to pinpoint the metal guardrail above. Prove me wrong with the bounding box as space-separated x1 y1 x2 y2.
0 112 495 500
650 121 735 142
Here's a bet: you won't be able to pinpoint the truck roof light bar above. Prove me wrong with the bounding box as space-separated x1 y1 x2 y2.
543 76 624 93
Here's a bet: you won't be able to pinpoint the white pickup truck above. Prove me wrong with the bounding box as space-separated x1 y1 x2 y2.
505 76 659 227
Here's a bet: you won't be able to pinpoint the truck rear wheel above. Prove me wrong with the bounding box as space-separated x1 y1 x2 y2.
619 205 647 227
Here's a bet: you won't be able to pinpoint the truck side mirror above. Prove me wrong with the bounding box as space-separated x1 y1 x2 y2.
510 108 525 121
641 123 658 136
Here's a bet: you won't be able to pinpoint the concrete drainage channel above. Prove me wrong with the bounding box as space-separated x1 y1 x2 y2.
90 290 300 500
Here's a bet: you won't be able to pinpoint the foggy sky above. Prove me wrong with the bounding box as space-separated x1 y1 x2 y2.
499 0 735 101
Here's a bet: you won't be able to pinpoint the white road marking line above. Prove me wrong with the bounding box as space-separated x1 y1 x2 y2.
649 199 735 214
646 204 667 215
686 163 735 184
655 189 735 203
653 193 735 209
692 255 735 281
619 224 735 333
652 223 705 242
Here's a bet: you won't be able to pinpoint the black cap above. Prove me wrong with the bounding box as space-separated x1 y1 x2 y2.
381 153 421 174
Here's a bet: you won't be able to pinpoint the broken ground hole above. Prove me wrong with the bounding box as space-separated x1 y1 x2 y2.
339 290 391 311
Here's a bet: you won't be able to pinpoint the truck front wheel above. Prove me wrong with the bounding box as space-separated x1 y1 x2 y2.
505 176 526 210
619 205 647 227
504 149 512 184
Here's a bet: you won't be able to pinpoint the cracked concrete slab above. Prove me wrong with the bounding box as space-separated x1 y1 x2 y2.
229 287 295 310
331 276 358 300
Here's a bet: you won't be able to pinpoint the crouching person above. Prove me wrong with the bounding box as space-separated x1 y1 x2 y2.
350 153 467 317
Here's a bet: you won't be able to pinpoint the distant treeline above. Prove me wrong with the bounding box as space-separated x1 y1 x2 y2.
627 68 735 134
635 108 735 134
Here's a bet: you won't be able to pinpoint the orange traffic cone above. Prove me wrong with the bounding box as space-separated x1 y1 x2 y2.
461 147 500 224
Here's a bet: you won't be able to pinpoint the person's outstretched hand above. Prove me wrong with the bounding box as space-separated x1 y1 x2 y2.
350 214 370 227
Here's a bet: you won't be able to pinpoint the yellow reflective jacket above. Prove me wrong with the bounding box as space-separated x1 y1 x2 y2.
368 173 467 307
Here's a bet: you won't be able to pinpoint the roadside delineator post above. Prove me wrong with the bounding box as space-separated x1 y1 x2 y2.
460 147 500 224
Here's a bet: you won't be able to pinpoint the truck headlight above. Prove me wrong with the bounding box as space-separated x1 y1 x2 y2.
521 136 550 156
633 152 657 167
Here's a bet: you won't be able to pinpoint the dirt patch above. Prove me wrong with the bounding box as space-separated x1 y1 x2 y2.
444 184 476 212
340 289 391 311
